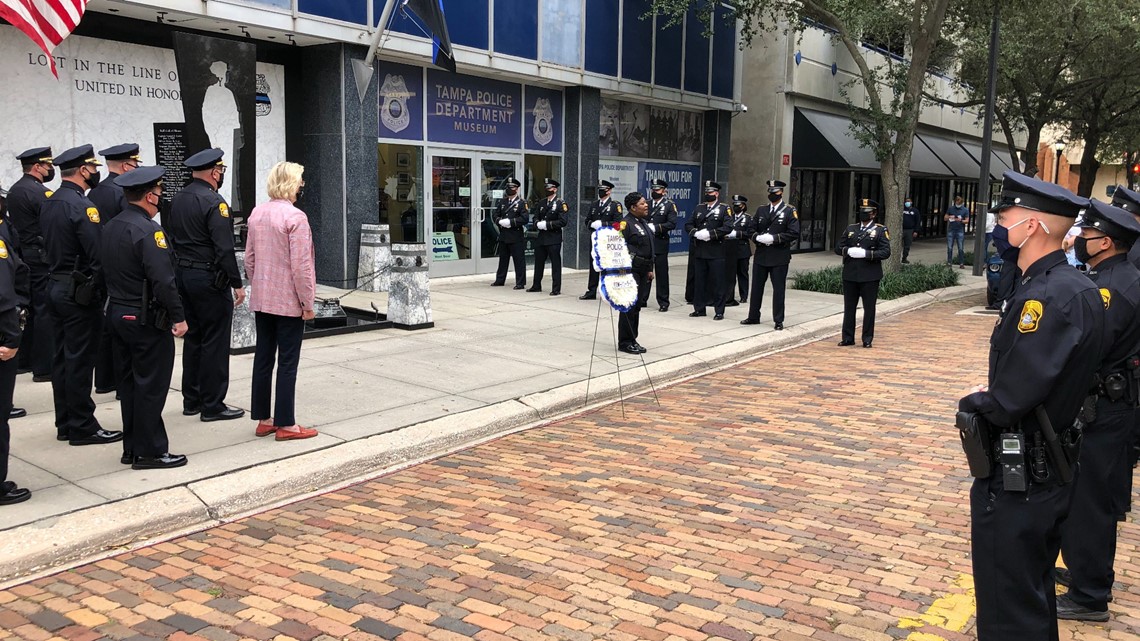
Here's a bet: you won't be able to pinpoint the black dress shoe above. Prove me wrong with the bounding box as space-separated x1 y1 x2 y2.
70 430 124 446
16 367 30 375
0 481 31 506
579 292 596 300
132 453 188 470
513 284 526 290
490 282 505 287
9 408 26 419
658 305 668 312
201 406 245 422
713 314 724 321
689 311 706 317
1055 594 1109 622
549 291 560 296
630 343 648 353
740 318 760 325
120 451 135 465
838 340 855 346
618 343 641 355
862 342 873 348
774 323 784 330
526 287 542 292
56 432 69 442
724 300 739 307
182 406 200 416
95 386 116 394
740 297 747 304
1055 567 1072 588
32 374 51 383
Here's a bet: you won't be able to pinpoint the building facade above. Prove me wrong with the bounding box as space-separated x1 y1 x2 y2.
0 0 741 283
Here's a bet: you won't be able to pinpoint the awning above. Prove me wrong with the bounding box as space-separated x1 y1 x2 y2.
794 108 951 176
991 145 1016 173
916 134 981 178
910 135 952 176
958 140 1005 180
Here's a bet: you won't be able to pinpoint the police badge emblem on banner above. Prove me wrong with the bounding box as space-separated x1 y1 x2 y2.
591 228 638 312
380 73 412 133
532 98 554 147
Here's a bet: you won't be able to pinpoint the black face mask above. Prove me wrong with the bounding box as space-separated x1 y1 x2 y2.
296 186 305 202
0 200 6 217
85 169 101 189
733 204 746 214
767 192 781 203
856 210 874 223
598 188 610 199
43 167 56 183
506 187 518 196
1074 236 1108 265
652 191 664 200
546 188 556 196
704 193 717 202
215 171 226 191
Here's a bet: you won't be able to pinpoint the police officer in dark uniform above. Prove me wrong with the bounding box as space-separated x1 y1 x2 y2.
835 199 891 347
104 166 189 470
89 144 140 396
0 186 26 421
580 180 623 300
742 180 800 330
490 176 529 290
166 148 244 422
8 147 56 382
685 180 733 320
41 145 122 446
1053 201 1140 622
957 172 1104 641
901 196 920 263
1109 184 1140 469
618 192 654 354
723 195 751 307
527 178 568 295
0 201 30 505
647 179 677 312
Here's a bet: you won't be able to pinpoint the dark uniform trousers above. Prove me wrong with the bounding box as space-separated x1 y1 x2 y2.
653 253 670 307
723 239 749 302
48 279 103 438
842 280 879 344
177 268 234 414
93 308 116 391
20 256 54 376
1061 398 1136 610
693 257 725 314
684 244 697 304
971 472 1072 641
532 244 561 292
748 263 790 324
0 356 16 485
495 240 526 288
109 303 174 459
618 267 651 346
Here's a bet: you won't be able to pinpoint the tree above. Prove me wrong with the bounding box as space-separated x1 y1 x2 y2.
653 0 953 273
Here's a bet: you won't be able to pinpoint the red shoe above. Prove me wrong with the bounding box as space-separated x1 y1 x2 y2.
275 425 318 441
255 421 276 437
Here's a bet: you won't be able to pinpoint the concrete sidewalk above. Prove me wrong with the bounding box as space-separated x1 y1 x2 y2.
0 239 985 582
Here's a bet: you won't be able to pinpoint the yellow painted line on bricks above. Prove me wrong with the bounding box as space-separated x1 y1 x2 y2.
897 574 975 640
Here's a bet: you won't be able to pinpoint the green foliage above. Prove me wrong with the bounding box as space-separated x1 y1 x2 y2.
792 263 961 299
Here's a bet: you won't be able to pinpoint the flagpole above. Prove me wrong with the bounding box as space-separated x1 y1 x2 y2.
352 0 400 102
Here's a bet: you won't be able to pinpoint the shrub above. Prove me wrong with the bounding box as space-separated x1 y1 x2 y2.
792 263 961 300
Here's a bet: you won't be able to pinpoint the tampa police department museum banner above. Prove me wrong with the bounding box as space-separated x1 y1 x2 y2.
598 159 699 253
377 62 563 153
0 25 286 213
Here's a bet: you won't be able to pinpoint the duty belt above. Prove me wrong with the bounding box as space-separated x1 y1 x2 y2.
176 258 213 270
48 273 71 283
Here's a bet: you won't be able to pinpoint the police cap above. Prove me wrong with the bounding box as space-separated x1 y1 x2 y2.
505 176 522 188
1076 199 1140 244
544 177 560 188
989 170 1088 218
184 148 226 170
54 145 102 170
114 165 166 191
1111 185 1140 215
732 194 748 204
703 180 722 192
99 143 141 161
650 178 668 189
16 147 53 164
599 180 615 190
857 198 878 213
766 179 786 193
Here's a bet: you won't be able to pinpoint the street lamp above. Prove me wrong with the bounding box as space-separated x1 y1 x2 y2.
1054 141 1066 185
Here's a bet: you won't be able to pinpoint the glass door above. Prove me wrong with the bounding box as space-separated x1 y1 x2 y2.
428 152 520 276
478 157 521 266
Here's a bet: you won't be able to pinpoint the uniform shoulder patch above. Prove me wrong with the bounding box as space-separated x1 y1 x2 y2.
1100 288 1112 309
792 209 798 219
617 204 623 214
44 190 54 198
219 203 230 218
0 240 8 259
1017 300 1043 334
884 229 890 240
562 203 568 212
154 230 168 249
86 207 101 224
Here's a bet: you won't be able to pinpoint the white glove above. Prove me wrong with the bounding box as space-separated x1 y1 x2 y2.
727 230 738 239
847 247 867 258
758 233 775 245
695 229 711 242
590 220 603 230
537 221 548 230
648 223 656 233
499 218 512 228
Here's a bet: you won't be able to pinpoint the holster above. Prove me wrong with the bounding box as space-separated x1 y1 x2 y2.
957 411 993 478
70 271 99 307
211 266 230 291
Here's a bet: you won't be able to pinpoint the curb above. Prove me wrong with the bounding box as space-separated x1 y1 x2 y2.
0 280 986 586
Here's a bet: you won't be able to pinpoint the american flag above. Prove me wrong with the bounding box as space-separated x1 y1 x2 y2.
0 0 90 78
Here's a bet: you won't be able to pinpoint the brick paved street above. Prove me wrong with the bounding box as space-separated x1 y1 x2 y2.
1 295 1137 641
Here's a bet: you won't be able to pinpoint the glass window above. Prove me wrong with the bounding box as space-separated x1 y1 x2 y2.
542 0 582 67
378 143 424 243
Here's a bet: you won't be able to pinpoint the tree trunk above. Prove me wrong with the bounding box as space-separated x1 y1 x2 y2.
1020 128 1043 177
880 156 906 274
1077 126 1102 197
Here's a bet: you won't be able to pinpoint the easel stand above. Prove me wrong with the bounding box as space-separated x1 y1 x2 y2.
583 296 661 418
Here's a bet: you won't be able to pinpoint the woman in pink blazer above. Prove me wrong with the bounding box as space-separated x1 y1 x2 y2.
245 161 318 440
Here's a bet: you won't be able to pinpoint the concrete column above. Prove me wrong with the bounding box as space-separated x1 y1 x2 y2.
357 223 391 292
565 86 601 270
388 243 434 330
299 43 379 286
